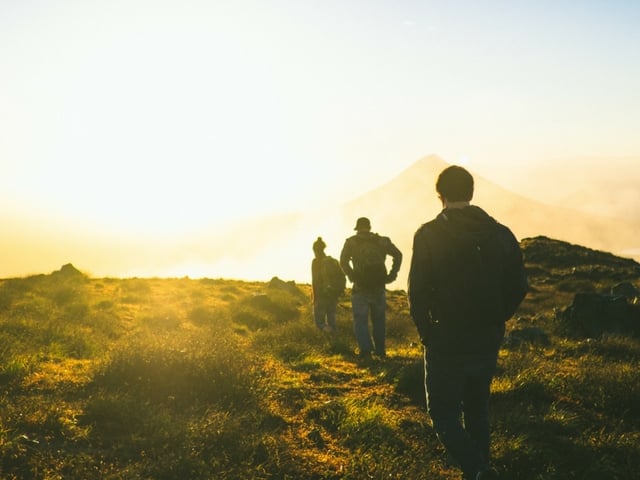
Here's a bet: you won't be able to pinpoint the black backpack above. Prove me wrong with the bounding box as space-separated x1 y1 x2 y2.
322 256 346 297
429 223 519 326
351 234 388 289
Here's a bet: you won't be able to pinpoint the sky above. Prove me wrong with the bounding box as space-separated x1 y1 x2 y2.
1 0 639 263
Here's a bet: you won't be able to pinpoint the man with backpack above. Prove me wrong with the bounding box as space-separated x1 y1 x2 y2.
408 166 527 480
311 237 346 332
340 217 402 358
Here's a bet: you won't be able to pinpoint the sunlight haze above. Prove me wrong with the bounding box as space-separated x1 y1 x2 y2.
1 0 639 279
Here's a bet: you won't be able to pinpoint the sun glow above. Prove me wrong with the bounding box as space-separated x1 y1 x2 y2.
1 1 639 279
2 1 328 237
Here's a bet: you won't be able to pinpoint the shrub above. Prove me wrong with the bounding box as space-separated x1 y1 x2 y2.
232 290 301 331
92 330 260 409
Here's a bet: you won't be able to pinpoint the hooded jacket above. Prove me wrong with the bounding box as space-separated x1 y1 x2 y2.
408 206 527 357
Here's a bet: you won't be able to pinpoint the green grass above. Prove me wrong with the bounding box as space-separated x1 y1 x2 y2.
0 262 638 479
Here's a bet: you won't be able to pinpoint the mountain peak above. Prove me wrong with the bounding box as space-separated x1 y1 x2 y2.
411 154 449 171
417 154 448 166
391 155 449 183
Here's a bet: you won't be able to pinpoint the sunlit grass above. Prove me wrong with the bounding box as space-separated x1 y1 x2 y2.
0 258 638 479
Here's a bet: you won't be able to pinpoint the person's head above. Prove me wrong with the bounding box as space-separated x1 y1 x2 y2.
354 217 371 232
436 165 474 203
313 237 326 257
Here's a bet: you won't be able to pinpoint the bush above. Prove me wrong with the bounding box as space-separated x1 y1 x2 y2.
92 330 260 409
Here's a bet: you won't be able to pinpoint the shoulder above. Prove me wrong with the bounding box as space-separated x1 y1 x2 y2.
495 222 514 236
343 235 358 247
414 216 444 238
494 222 519 245
346 232 374 244
377 234 397 248
368 233 391 249
487 223 522 262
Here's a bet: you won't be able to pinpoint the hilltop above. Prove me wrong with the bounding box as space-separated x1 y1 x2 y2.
0 238 639 479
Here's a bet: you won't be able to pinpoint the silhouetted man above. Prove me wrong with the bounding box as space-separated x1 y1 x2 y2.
340 217 402 358
408 166 527 480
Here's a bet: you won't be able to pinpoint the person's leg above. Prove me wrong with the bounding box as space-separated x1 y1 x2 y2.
351 290 373 354
425 352 486 478
326 299 337 331
370 289 386 356
313 300 327 330
462 356 498 463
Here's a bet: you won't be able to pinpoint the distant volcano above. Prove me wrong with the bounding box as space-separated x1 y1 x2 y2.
339 155 640 265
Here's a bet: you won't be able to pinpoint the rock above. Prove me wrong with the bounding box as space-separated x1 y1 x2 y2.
610 282 639 301
51 263 87 281
268 276 304 297
561 292 640 338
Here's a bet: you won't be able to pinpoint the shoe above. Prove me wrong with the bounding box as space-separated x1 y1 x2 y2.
476 467 498 479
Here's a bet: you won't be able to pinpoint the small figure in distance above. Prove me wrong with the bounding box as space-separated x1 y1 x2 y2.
311 237 345 333
340 217 402 359
408 165 527 480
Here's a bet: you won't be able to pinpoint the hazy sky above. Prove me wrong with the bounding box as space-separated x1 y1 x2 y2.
1 0 639 237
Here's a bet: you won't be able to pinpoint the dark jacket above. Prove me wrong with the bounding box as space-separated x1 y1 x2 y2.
311 254 342 302
340 231 402 291
408 206 527 356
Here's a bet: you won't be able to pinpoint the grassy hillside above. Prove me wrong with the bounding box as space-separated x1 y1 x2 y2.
1 239 639 479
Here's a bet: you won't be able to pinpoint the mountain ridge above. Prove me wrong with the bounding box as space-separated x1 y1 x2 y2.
1 155 639 281
340 155 640 263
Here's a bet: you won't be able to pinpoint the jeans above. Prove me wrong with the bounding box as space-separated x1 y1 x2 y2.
313 296 337 330
424 350 498 477
351 288 386 355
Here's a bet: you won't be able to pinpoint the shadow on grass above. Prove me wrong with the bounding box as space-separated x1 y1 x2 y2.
492 380 639 479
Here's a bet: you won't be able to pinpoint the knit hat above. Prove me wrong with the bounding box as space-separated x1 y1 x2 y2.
313 237 326 253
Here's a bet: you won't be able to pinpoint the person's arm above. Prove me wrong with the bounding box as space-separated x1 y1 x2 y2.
385 238 403 283
311 259 319 300
500 227 528 320
408 229 433 344
339 239 355 283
